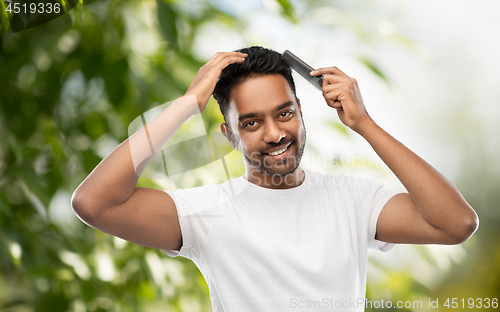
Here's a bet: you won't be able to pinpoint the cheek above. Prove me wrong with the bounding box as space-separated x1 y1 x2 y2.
237 134 251 151
298 123 305 136
288 119 304 137
239 133 261 153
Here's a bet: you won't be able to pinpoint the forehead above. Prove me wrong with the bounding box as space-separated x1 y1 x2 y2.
227 74 296 122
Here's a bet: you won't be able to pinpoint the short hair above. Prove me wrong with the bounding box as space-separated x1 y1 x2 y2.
213 46 297 126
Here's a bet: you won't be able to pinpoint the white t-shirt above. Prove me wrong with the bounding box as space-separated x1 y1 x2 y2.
162 170 397 312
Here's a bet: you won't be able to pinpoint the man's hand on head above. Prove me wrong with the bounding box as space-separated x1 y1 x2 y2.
310 67 373 134
184 52 248 113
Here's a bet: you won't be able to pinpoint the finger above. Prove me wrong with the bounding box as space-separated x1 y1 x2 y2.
233 52 249 58
205 52 223 66
325 89 345 104
210 52 247 69
321 82 342 95
327 99 343 110
311 66 350 78
213 55 248 70
322 74 349 86
206 52 247 66
311 66 349 77
219 52 248 61
323 82 344 97
216 52 248 62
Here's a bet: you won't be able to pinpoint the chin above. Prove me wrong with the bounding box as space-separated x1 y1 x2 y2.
260 159 300 177
262 167 299 178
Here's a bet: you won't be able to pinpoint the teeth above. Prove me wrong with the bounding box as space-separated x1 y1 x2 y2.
268 144 290 156
269 148 286 156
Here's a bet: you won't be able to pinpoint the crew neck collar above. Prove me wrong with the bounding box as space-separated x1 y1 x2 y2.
238 169 309 197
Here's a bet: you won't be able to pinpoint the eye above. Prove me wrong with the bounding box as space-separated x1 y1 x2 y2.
279 110 293 118
244 121 256 128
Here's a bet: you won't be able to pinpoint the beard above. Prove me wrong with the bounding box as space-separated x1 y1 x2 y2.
244 125 306 178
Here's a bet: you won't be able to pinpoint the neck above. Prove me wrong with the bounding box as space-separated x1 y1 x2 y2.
244 167 305 189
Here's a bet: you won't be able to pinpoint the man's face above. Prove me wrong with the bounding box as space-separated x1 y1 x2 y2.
223 73 306 178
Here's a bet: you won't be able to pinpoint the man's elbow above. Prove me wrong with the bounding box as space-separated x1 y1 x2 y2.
71 190 99 225
447 209 479 245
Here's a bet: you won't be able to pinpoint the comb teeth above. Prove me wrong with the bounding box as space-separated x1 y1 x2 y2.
282 50 324 91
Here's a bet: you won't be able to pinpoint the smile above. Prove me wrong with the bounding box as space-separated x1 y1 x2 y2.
265 142 291 156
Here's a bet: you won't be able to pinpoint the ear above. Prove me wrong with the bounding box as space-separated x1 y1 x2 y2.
220 123 239 151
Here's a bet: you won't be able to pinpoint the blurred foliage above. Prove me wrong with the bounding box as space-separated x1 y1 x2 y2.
3 0 80 33
0 0 497 311
0 0 233 310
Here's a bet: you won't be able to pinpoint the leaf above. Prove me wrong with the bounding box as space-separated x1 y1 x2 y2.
275 0 297 23
0 0 10 33
10 0 80 33
327 120 350 137
8 8 25 32
156 0 179 52
358 57 390 86
17 0 30 29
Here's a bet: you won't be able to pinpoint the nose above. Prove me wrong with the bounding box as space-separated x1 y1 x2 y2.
263 119 286 143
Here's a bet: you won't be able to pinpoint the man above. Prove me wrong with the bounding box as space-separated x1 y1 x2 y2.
72 46 478 311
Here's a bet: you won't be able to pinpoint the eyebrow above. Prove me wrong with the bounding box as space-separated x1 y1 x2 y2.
238 101 295 124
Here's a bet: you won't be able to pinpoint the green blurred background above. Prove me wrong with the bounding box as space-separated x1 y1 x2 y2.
1 0 499 311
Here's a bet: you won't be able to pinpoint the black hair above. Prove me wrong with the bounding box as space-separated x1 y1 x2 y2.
213 46 297 126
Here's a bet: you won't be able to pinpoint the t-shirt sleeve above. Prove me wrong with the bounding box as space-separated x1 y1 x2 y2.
162 185 225 261
160 186 223 261
160 189 187 258
352 176 399 252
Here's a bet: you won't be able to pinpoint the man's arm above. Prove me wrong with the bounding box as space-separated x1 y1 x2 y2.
71 52 248 250
311 66 479 245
